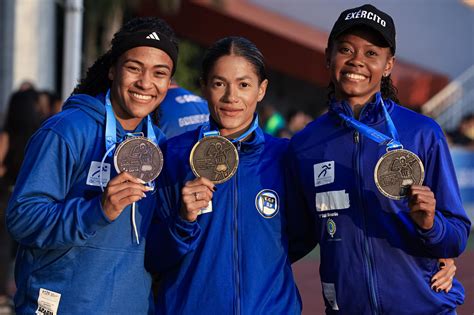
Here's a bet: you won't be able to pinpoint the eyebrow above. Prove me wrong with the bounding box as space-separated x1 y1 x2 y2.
123 58 171 70
337 40 381 48
211 75 253 81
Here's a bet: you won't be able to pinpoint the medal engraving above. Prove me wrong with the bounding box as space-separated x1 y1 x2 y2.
114 137 163 182
374 149 424 199
190 136 239 184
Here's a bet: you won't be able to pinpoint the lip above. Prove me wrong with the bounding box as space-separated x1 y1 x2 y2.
219 107 243 117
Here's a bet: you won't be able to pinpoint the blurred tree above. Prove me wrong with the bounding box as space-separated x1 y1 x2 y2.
82 0 205 93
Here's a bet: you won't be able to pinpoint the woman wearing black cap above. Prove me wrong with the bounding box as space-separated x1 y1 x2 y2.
286 4 470 313
6 17 177 314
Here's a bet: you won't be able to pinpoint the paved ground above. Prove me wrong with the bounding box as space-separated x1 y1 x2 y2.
293 235 474 314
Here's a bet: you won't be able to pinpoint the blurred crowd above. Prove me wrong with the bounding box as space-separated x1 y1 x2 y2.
447 113 474 150
0 82 61 314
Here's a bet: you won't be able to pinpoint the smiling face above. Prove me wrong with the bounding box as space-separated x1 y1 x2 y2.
202 54 268 137
326 27 395 107
108 46 173 130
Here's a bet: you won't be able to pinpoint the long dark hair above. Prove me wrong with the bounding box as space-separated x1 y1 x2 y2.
201 36 267 84
73 17 178 96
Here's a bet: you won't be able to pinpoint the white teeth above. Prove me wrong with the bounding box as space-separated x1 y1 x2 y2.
131 92 152 100
344 73 366 80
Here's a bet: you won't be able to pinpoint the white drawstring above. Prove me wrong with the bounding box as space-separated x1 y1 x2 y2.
132 202 140 244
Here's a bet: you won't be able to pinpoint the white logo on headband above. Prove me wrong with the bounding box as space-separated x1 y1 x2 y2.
345 10 386 27
146 32 160 41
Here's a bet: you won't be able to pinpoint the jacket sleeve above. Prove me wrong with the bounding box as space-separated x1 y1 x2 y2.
284 142 318 263
145 147 201 274
416 135 471 257
6 129 111 249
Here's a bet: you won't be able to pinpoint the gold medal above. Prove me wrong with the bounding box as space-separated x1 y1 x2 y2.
113 137 163 182
374 149 424 199
189 136 239 184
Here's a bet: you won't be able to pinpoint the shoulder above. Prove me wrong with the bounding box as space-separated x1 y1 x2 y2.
290 113 331 147
164 129 199 155
263 133 289 152
391 102 444 138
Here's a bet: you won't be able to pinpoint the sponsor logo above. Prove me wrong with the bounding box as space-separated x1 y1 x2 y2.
314 161 335 187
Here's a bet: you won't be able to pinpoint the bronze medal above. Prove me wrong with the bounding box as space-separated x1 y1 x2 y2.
113 136 163 182
374 149 424 199
189 136 239 184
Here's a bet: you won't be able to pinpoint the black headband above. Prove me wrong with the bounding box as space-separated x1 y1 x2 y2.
111 30 178 75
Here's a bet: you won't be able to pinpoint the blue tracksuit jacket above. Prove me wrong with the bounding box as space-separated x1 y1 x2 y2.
147 123 303 314
6 93 165 314
156 86 209 139
286 92 471 314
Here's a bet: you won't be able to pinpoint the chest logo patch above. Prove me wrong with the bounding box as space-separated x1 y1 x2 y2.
255 189 279 218
86 161 111 187
314 161 335 187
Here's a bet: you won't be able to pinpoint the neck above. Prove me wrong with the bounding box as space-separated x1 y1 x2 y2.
118 116 142 131
220 122 253 141
342 94 377 120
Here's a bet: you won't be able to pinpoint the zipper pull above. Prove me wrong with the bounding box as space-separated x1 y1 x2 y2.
354 131 359 144
236 141 242 152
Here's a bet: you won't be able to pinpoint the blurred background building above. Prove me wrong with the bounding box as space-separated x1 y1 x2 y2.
0 1 473 313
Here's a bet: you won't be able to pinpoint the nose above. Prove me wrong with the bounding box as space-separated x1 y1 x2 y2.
222 84 239 103
347 51 364 67
136 70 153 89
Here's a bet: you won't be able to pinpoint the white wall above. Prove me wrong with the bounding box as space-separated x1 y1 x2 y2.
14 0 56 90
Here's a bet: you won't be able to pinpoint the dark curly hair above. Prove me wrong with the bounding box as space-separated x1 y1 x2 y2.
73 17 178 96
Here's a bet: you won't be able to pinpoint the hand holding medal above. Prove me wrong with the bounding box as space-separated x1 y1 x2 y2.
408 185 436 230
180 177 216 222
101 90 163 243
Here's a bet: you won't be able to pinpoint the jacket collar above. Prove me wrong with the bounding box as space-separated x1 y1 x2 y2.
328 92 395 126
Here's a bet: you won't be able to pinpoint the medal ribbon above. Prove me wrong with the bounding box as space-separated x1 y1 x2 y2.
199 113 260 142
337 97 402 151
103 89 159 245
104 89 158 156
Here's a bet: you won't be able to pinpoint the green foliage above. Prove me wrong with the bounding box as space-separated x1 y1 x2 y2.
173 39 204 95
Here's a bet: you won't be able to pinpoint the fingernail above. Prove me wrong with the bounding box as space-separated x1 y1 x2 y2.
137 178 146 184
439 262 446 267
213 186 217 191
431 278 437 283
145 186 154 191
142 192 147 198
436 288 441 293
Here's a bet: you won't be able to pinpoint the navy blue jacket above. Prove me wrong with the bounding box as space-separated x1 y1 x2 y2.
148 124 302 314
287 92 471 314
7 94 165 314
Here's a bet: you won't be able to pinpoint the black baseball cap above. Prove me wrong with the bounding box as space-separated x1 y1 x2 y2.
328 4 396 53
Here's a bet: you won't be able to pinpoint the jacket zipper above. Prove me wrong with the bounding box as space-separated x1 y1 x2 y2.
233 141 242 315
354 127 380 313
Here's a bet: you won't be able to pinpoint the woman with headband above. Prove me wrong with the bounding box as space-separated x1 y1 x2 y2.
6 17 178 314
